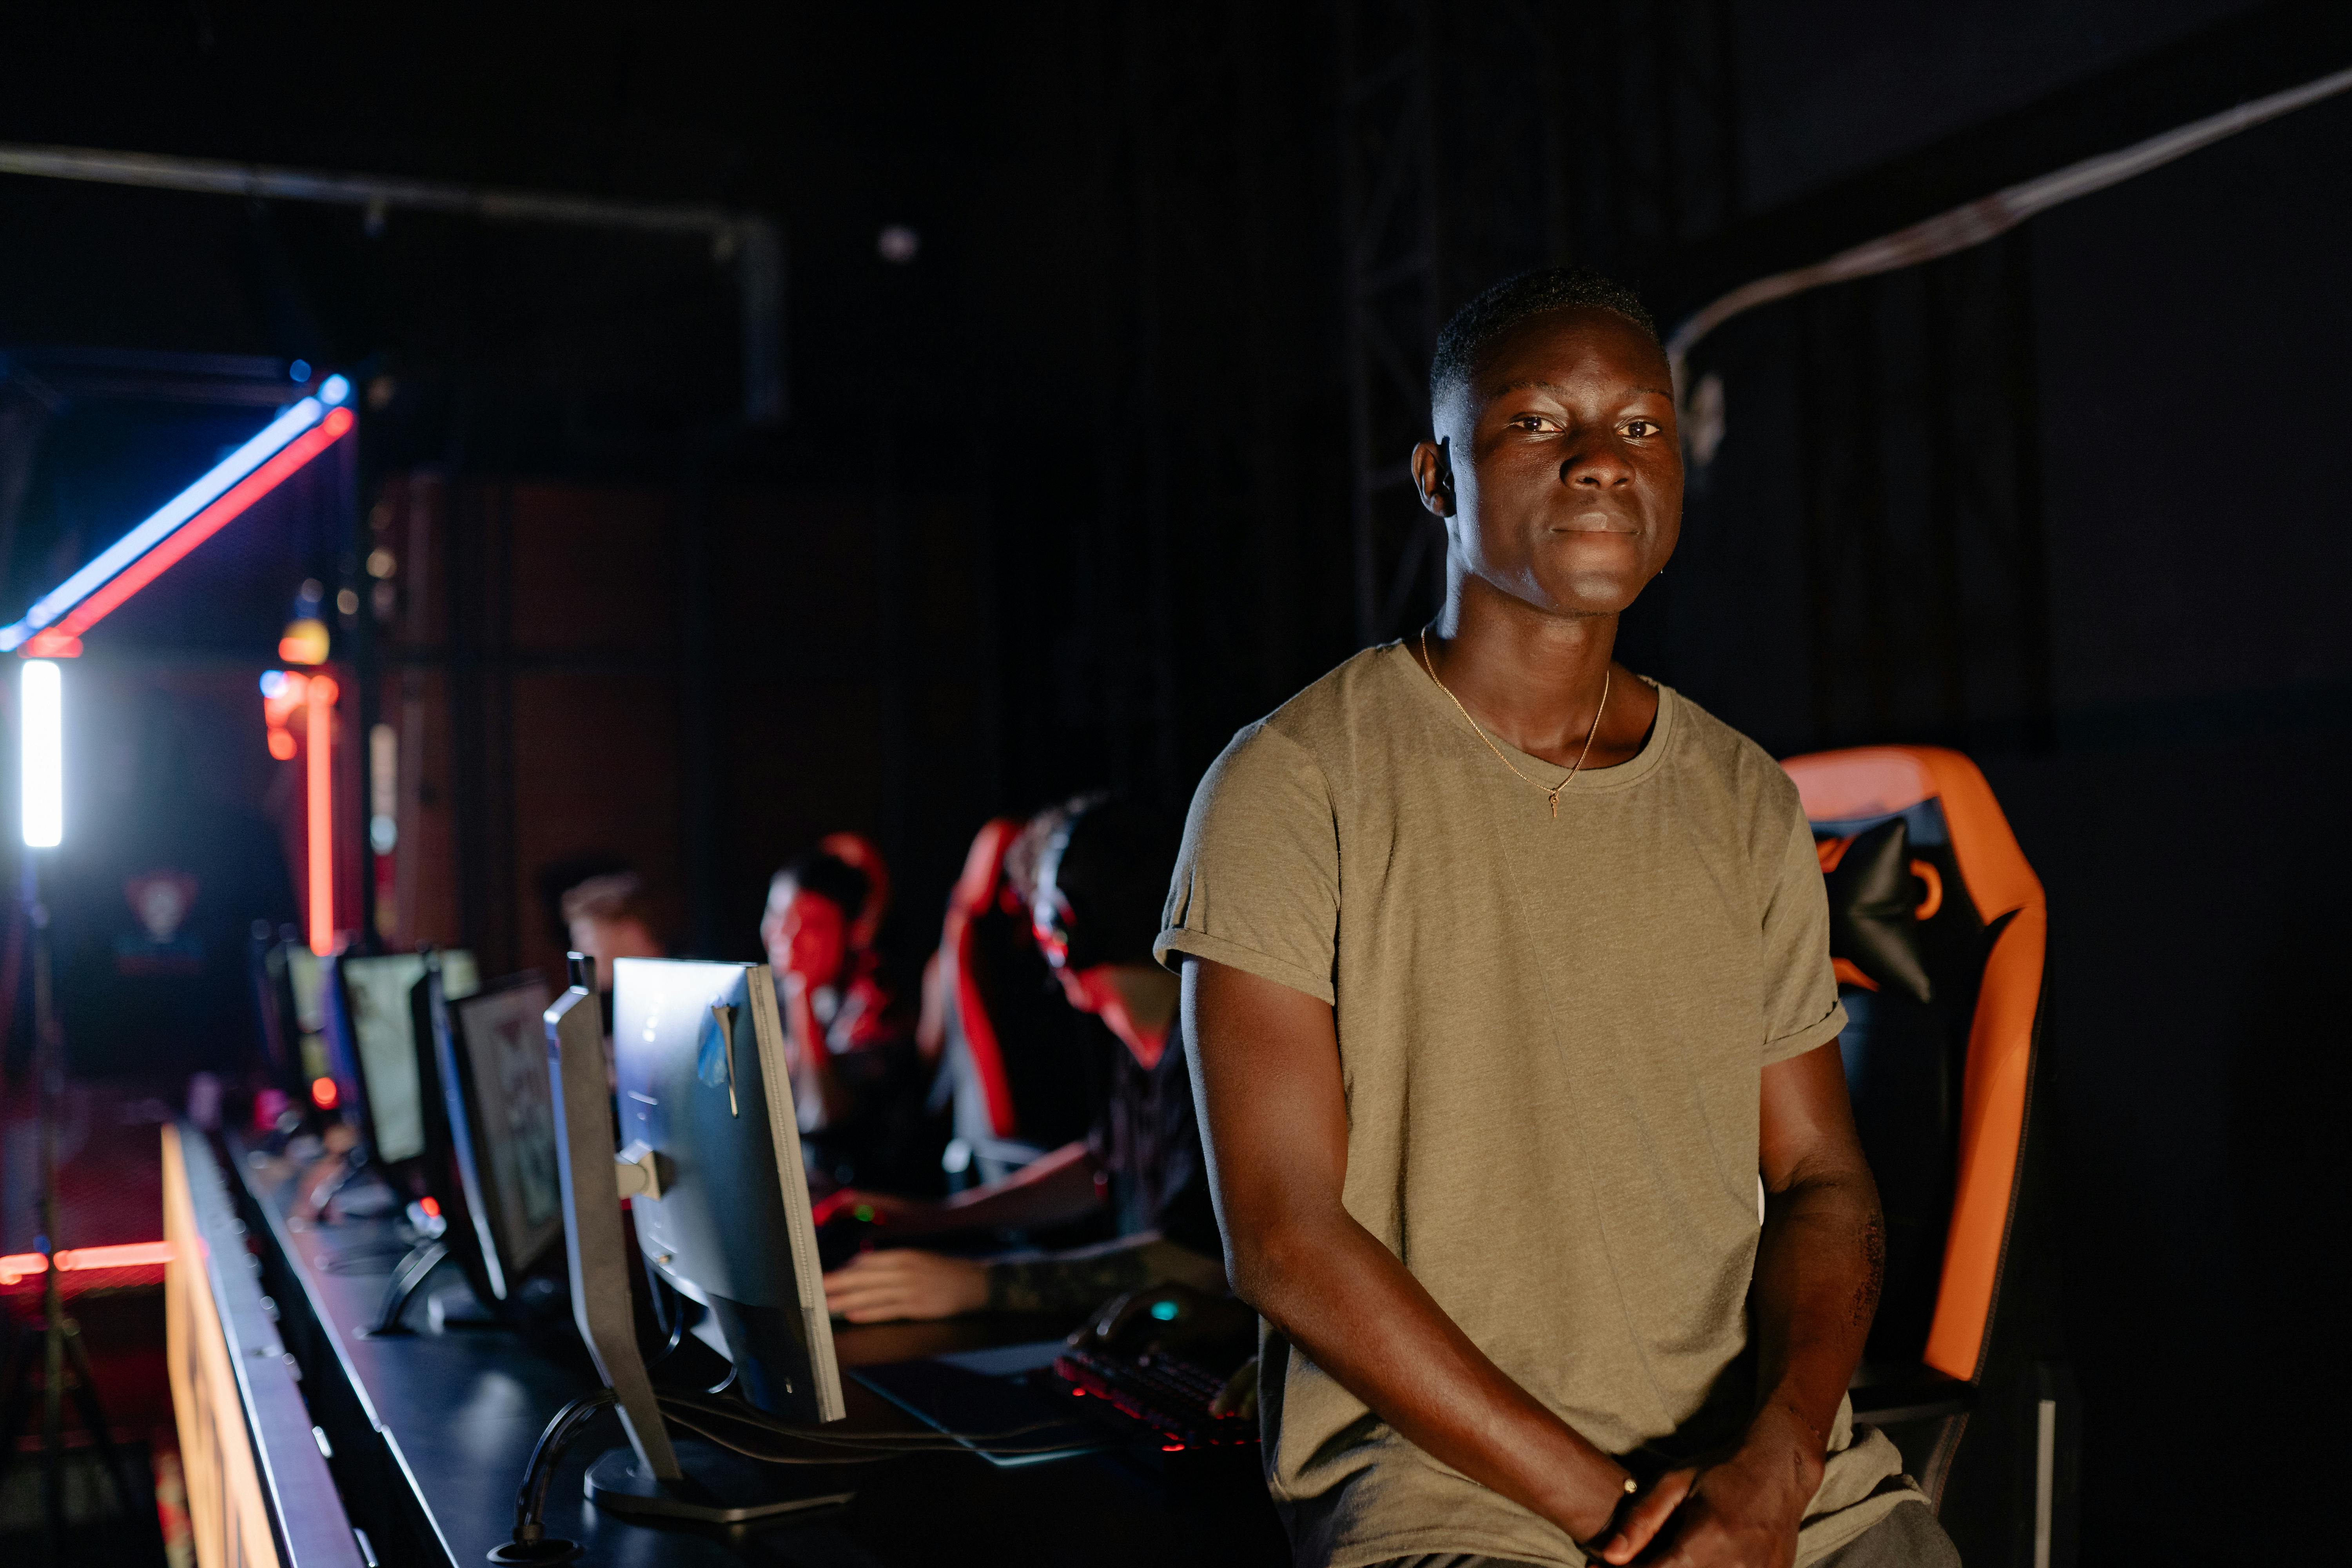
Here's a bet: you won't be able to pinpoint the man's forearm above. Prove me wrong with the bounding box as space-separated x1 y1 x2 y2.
1748 1170 1884 1468
985 1235 1223 1315
1236 1207 1633 1542
900 1141 1101 1234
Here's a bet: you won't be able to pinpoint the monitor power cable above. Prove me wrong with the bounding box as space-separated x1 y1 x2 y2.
492 1386 1080 1563
638 1251 688 1370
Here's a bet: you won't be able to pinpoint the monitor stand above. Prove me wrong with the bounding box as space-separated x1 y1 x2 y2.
306 1145 397 1222
536 957 861 1555
425 1283 501 1333
584 1436 856 1525
359 1238 450 1337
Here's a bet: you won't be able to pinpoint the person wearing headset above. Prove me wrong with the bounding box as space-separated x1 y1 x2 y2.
763 841 937 1194
816 795 1226 1322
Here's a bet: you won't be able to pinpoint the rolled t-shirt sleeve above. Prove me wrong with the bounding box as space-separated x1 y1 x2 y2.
1155 721 1340 1005
1759 792 1849 1063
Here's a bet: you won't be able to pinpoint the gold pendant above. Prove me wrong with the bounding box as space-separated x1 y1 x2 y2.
1548 791 1561 818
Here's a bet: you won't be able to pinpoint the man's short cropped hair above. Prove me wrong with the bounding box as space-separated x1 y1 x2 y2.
560 870 657 931
1428 266 1661 413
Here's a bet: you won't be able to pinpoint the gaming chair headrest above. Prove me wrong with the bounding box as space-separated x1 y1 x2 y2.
814 831 892 949
950 818 1024 919
1782 746 2040 926
1819 818 1942 1005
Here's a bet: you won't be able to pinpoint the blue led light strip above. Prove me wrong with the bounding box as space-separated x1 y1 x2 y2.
0 377 350 653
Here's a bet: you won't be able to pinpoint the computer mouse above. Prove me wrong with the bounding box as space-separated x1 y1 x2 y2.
1074 1282 1257 1365
815 1209 880 1273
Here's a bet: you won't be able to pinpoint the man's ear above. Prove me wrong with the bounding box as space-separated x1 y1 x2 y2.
1410 437 1454 518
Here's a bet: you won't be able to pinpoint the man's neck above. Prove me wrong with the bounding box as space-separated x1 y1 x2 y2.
1426 573 1656 770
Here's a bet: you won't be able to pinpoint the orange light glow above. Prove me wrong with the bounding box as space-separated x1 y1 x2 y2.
264 670 308 759
43 407 356 648
312 1075 339 1110
306 674 339 955
0 1241 176 1287
22 632 82 658
278 618 330 665
419 1196 441 1219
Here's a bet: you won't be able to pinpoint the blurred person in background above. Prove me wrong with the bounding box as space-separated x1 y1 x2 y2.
762 841 937 1194
817 795 1223 1323
558 870 667 1089
559 871 667 990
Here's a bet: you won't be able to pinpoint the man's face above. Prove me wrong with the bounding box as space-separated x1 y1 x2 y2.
1419 307 1681 619
763 878 848 989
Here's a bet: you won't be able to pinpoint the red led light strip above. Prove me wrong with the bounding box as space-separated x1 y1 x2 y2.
0 1240 175 1287
23 406 355 657
307 672 339 955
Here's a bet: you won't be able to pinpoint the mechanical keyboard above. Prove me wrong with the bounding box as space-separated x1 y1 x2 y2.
1051 1345 1258 1449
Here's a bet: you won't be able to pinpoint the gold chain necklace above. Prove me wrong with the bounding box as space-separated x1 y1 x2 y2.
1418 628 1611 820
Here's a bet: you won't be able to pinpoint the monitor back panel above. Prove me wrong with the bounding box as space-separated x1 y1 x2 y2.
449 973 563 1285
612 958 842 1421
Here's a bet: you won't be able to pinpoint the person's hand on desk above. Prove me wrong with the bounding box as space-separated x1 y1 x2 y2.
823 1249 987 1322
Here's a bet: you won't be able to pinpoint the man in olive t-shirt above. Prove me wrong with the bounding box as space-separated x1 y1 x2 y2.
1158 270 1954 1568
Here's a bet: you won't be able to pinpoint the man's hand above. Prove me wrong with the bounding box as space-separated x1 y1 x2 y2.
1593 1039 1876 1566
1593 1407 1822 1566
822 1249 987 1322
1209 1355 1258 1420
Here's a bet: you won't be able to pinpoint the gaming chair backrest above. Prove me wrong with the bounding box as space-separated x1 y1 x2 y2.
941 818 1094 1152
1782 747 2047 1383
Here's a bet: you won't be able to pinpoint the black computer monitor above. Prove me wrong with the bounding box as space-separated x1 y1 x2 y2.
415 968 563 1307
320 949 476 1180
268 936 328 1094
612 957 842 1422
248 925 302 1096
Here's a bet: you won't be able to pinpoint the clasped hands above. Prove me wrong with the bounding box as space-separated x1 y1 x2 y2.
1579 1404 1822 1568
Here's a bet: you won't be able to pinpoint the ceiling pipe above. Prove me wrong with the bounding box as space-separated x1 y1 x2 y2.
0 142 786 425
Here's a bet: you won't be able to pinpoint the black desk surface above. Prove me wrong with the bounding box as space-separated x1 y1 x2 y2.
230 1142 1290 1568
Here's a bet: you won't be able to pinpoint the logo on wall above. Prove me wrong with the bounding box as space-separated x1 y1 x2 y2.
117 870 205 975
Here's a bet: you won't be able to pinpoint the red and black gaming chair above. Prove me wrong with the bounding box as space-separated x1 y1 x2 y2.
936 818 1096 1182
1782 747 2075 1568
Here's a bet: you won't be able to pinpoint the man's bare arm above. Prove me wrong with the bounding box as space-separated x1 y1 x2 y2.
1751 1040 1884 1463
1183 957 1635 1543
1598 1041 1882 1568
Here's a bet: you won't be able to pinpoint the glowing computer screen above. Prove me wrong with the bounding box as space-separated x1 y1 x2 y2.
336 951 477 1164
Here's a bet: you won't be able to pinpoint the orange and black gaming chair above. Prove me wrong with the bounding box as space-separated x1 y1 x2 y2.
1782 747 2075 1568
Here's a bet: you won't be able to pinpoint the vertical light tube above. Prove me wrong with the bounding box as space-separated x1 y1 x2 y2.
20 660 63 849
368 721 398 941
306 674 339 954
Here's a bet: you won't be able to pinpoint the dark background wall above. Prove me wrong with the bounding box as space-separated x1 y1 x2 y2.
1 3 2345 1559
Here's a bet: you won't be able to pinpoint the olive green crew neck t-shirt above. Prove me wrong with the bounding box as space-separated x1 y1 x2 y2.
1155 643 1918 1568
